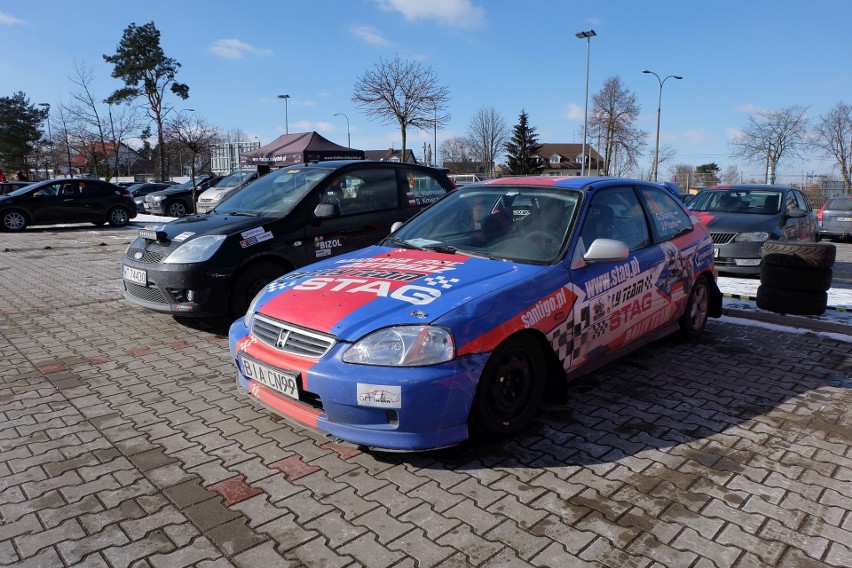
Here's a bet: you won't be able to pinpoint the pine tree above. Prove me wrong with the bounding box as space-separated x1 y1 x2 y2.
504 110 543 176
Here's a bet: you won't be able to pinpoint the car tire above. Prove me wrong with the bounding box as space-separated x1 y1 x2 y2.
107 207 131 227
229 262 287 318
756 285 828 316
468 334 546 440
1 209 28 231
167 200 187 217
678 275 710 339
761 241 836 268
759 263 833 293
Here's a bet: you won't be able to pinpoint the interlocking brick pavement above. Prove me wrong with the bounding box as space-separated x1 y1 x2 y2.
1 225 851 567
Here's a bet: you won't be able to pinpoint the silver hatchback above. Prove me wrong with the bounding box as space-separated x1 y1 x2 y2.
817 195 852 241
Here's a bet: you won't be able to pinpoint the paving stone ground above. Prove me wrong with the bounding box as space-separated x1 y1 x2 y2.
1 225 851 567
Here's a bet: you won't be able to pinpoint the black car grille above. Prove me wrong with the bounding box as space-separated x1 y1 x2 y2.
126 247 165 264
125 282 168 304
251 314 336 358
710 233 736 245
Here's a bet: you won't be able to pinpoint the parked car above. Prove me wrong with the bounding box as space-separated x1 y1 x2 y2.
127 182 173 213
0 181 32 195
687 184 817 275
228 177 722 451
121 160 454 318
0 178 137 231
816 194 852 242
195 169 260 213
145 175 223 217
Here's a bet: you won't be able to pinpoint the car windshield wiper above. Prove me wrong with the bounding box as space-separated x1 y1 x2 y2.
423 244 458 255
382 236 425 250
223 211 259 217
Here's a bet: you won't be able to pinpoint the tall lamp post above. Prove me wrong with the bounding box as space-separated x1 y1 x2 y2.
38 103 52 178
277 94 290 134
333 112 351 147
642 69 682 182
576 29 596 176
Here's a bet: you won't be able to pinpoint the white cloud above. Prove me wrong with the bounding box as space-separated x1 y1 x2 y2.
734 103 767 114
561 103 584 121
685 128 714 144
209 39 273 60
0 12 24 25
350 25 392 46
376 0 485 28
726 127 745 141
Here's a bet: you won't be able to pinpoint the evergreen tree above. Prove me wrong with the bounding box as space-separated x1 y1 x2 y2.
504 110 543 176
0 92 46 173
104 21 189 182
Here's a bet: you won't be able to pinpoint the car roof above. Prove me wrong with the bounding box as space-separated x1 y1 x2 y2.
468 176 661 191
707 184 793 191
292 160 450 173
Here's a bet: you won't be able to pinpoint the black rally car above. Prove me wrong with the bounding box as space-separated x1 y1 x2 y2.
121 160 454 318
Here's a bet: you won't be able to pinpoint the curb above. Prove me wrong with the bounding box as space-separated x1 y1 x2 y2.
722 306 852 336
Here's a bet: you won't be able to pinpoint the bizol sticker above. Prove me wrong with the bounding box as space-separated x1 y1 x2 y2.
173 231 194 242
314 236 342 257
357 384 401 408
240 231 273 248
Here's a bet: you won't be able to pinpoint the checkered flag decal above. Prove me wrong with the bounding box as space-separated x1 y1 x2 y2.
423 275 459 289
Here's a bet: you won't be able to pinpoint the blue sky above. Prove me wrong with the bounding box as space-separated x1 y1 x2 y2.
2 0 850 183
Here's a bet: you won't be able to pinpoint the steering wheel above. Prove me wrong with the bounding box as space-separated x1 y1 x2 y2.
525 230 559 252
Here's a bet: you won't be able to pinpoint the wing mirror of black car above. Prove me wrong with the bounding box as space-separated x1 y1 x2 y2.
583 238 630 264
786 208 806 218
314 203 341 218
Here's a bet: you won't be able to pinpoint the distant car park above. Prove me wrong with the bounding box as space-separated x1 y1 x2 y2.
0 181 32 195
127 182 173 213
145 175 223 217
195 169 260 213
687 184 817 275
0 178 137 231
816 194 852 242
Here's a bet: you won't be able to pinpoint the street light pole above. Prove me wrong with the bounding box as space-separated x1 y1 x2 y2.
642 69 682 182
433 101 438 167
333 113 351 147
38 103 51 178
576 29 596 177
278 94 290 134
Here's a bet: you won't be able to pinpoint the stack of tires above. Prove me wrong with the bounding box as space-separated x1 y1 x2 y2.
757 242 836 315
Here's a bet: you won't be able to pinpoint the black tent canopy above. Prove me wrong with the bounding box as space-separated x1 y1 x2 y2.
240 132 364 167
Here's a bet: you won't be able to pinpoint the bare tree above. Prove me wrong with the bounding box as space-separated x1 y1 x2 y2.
466 106 508 178
589 76 646 176
352 55 450 160
729 104 809 185
671 163 695 190
649 144 676 181
166 112 221 204
65 61 143 180
813 101 852 191
721 165 740 185
440 136 477 173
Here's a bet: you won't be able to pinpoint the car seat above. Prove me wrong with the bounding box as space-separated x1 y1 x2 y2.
762 195 780 214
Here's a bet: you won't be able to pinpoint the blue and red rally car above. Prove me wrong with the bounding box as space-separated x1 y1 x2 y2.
228 177 722 451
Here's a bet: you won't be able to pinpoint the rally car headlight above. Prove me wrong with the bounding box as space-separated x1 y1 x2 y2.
734 231 770 242
343 326 454 366
163 235 226 264
243 287 267 327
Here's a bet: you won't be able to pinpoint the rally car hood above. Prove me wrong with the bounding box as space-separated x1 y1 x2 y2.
693 211 781 233
254 245 549 342
136 212 278 249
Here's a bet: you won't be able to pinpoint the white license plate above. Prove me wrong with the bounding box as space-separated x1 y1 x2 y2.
837 217 852 222
123 265 147 285
240 356 299 399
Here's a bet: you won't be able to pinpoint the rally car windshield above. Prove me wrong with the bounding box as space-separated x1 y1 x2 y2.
388 186 581 264
214 166 333 216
